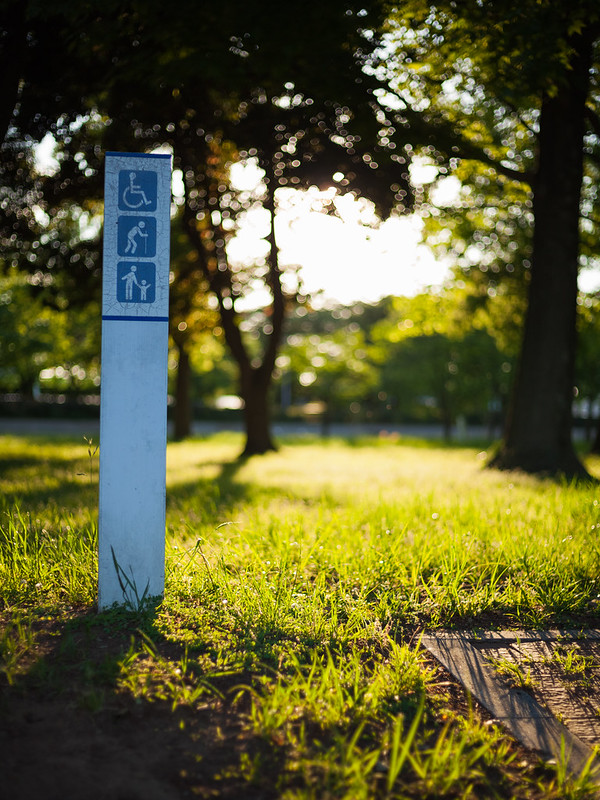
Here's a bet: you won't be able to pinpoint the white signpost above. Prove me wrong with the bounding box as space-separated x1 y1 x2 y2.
98 152 172 610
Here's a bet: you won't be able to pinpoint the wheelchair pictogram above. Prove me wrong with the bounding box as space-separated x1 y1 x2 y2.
117 262 156 304
118 170 158 212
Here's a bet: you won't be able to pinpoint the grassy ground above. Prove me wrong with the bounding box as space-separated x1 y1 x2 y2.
1 432 600 799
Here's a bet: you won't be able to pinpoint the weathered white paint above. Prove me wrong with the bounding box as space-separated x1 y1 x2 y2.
98 152 172 610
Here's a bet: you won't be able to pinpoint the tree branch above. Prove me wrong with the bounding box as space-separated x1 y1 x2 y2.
405 108 535 184
261 159 286 381
386 95 535 185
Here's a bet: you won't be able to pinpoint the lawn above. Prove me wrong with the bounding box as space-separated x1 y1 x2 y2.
1 432 599 799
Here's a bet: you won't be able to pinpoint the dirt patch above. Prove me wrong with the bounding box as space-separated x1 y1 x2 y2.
0 613 277 800
1 694 251 800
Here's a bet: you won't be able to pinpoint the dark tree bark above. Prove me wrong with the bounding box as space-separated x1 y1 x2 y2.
439 386 453 443
181 153 286 456
236 163 285 455
489 32 595 480
173 338 192 441
591 419 600 456
239 366 277 455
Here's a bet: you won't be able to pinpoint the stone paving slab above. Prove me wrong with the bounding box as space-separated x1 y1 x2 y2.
421 630 600 782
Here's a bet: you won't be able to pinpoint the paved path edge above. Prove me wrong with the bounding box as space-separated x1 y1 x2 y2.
420 631 600 784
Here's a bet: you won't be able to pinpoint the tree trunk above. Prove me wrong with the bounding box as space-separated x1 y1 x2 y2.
181 150 286 459
440 405 452 442
489 36 593 480
439 382 452 442
240 367 277 456
591 419 600 456
173 340 191 441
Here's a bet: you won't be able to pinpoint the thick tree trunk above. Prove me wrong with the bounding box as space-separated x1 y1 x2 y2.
173 340 191 441
240 367 277 456
489 38 593 480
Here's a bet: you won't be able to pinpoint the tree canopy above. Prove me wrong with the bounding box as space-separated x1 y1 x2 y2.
2 1 600 473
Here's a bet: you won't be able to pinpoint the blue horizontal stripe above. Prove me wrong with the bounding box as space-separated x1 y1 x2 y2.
106 151 172 160
102 315 169 322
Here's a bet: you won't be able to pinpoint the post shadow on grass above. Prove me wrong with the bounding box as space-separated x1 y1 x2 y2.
1 608 284 799
166 454 251 518
0 451 99 511
12 601 254 706
166 452 298 524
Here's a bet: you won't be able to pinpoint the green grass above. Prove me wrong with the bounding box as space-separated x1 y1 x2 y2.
1 432 599 798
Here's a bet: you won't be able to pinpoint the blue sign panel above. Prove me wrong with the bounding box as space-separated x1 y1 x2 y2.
117 216 157 257
102 152 170 320
116 262 156 303
118 169 158 212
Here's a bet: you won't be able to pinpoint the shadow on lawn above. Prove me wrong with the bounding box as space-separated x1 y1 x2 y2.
167 455 250 516
166 454 314 522
0 607 279 800
0 451 85 478
0 451 98 514
1 449 263 519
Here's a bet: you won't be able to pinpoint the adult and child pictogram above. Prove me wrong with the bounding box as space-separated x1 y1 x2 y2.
117 262 156 303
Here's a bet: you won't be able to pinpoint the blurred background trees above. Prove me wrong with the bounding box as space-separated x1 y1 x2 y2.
379 0 600 476
1 0 600 473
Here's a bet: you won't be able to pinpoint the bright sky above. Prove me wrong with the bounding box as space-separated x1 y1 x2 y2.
221 161 453 308
227 195 450 308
